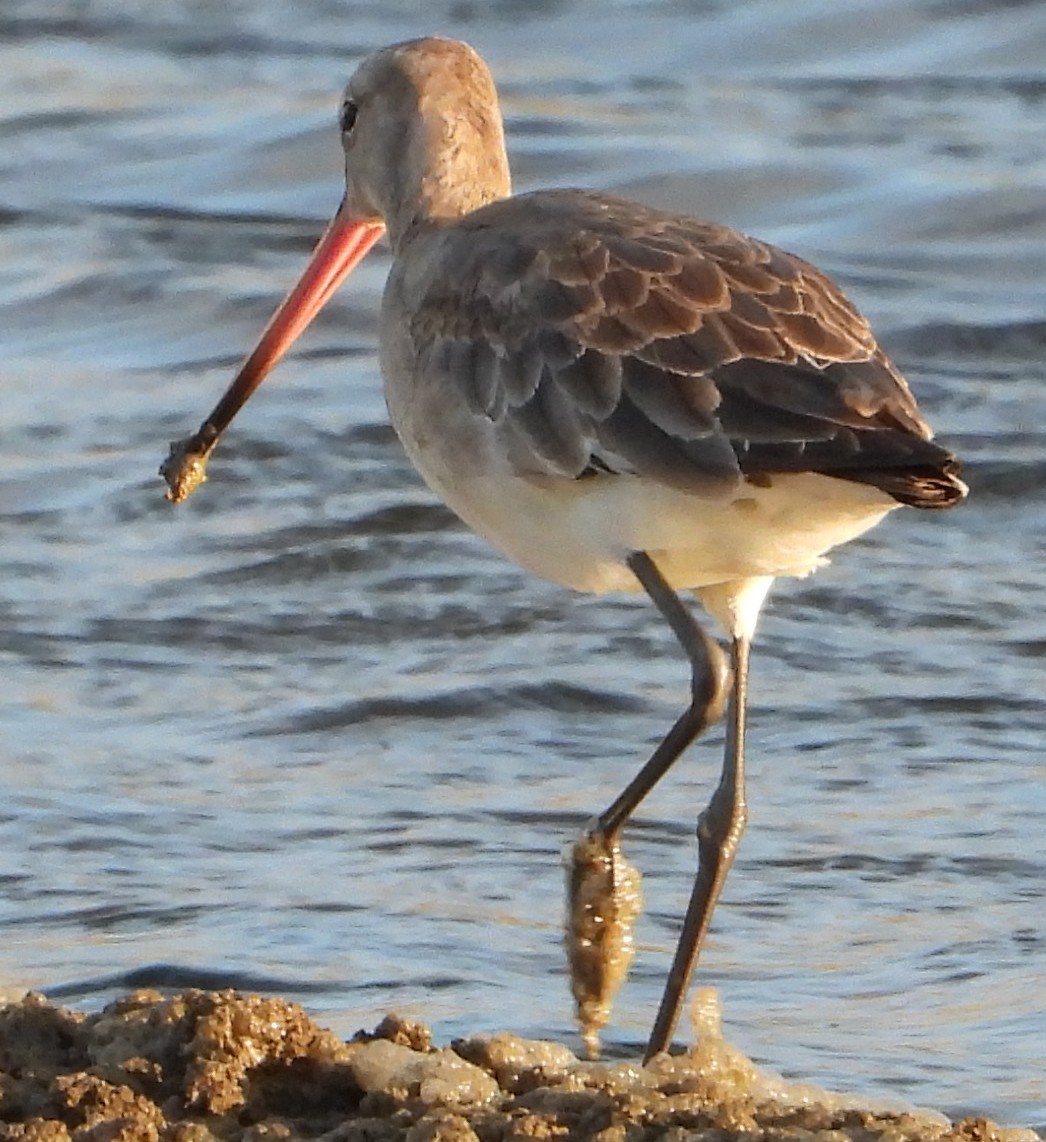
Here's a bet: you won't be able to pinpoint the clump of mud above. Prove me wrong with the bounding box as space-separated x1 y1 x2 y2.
565 830 644 1059
0 987 1035 1142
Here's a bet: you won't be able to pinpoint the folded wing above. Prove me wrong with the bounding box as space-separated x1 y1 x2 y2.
406 189 965 509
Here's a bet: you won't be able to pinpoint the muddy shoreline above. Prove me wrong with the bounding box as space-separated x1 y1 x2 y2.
0 988 1037 1142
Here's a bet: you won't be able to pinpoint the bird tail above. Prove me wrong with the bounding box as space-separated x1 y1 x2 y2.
844 456 968 509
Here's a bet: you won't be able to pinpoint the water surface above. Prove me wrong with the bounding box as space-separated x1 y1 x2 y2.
1 0 1044 1129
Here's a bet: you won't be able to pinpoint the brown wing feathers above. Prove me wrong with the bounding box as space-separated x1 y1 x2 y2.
413 190 965 508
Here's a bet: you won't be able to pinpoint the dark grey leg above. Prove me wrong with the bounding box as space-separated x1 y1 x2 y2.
565 551 732 1056
594 552 731 838
644 633 751 1061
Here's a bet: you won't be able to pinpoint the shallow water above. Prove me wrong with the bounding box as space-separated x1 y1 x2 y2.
1 0 1044 1130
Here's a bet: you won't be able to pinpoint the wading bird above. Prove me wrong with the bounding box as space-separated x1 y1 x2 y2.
161 37 966 1061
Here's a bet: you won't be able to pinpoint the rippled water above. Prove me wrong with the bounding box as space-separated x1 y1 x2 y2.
1 0 1044 1129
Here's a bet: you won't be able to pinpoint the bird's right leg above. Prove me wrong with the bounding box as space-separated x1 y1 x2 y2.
566 550 731 1056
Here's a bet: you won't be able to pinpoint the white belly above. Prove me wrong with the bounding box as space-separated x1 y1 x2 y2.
395 418 896 596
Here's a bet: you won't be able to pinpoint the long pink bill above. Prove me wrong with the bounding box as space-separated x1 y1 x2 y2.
160 205 386 503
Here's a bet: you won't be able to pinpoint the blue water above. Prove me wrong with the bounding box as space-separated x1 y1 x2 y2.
1 0 1044 1129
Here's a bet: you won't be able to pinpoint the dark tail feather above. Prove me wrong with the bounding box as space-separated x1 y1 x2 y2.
843 456 968 509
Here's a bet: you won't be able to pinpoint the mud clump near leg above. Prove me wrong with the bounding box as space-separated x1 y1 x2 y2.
0 989 1037 1142
564 831 644 1061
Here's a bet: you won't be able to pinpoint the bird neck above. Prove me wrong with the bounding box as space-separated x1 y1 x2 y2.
386 110 512 249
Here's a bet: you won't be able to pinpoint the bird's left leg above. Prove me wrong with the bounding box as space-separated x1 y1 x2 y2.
566 550 731 1056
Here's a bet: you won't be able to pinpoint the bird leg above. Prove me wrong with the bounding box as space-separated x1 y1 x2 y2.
644 634 751 1062
565 551 731 1057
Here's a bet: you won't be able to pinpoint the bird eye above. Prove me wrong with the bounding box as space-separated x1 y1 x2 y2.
339 99 358 134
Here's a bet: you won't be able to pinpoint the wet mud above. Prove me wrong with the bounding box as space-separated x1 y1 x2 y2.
565 830 644 1059
0 988 1036 1142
